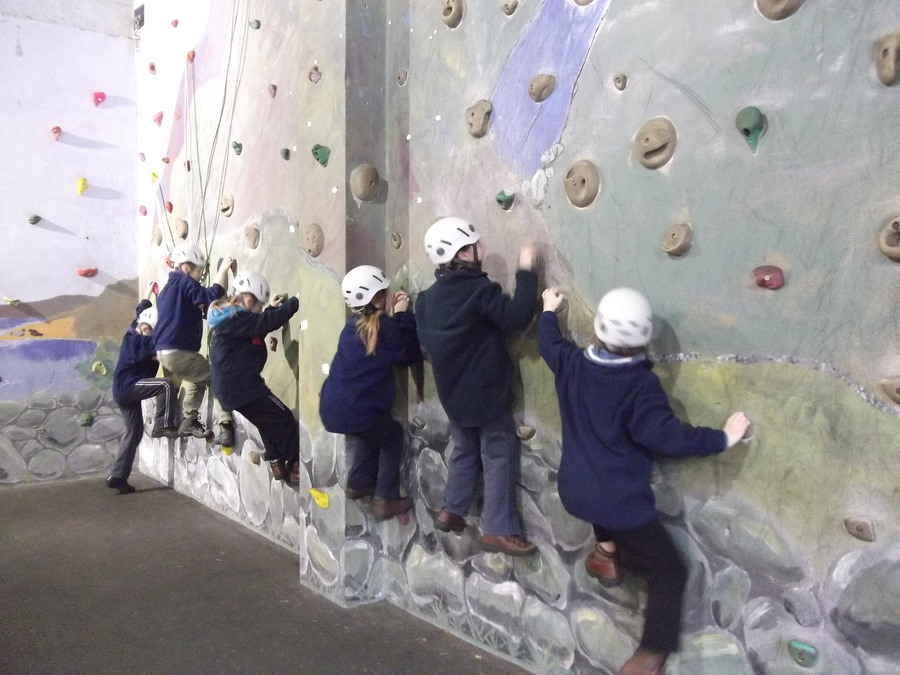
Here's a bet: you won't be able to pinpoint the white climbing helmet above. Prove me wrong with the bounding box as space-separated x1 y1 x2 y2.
593 287 653 348
232 271 270 305
424 216 480 265
170 242 206 267
341 265 390 309
137 307 158 329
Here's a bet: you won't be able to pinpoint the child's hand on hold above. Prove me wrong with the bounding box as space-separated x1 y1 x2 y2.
542 287 567 313
723 412 752 447
518 243 539 271
270 293 286 308
227 258 238 274
145 280 158 299
392 291 410 313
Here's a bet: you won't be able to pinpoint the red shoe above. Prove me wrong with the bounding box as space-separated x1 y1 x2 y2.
617 648 667 675
585 543 622 586
480 534 537 557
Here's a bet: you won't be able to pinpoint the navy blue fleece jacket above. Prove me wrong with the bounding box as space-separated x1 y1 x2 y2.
112 300 158 402
319 311 421 434
154 270 225 352
415 267 537 427
537 311 727 530
208 297 299 411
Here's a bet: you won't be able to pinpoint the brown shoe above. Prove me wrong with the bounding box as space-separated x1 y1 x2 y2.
268 460 286 482
434 508 466 533
585 543 622 586
372 496 413 521
480 534 537 557
617 648 667 675
286 461 300 487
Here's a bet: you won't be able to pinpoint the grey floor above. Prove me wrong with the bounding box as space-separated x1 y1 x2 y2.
0 473 530 675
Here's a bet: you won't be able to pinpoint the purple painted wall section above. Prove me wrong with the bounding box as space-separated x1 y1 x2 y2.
491 0 610 179
0 340 98 399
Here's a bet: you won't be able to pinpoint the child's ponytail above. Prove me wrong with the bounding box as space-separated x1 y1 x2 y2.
354 306 383 355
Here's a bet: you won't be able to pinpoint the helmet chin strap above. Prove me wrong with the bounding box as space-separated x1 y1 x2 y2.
453 243 482 271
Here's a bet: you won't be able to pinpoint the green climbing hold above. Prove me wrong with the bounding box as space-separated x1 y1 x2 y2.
280 148 291 160
77 412 94 427
249 19 261 29
311 144 330 167
232 141 243 155
736 106 767 153
495 191 515 211
28 214 41 225
787 640 818 668
91 361 108 376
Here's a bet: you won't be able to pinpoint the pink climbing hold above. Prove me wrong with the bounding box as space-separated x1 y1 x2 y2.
153 111 163 127
93 92 106 107
50 126 62 141
187 50 195 63
171 19 179 27
165 201 173 213
148 62 157 75
138 152 145 161
77 267 98 278
174 109 182 120
753 265 785 290
151 282 160 295
139 205 148 216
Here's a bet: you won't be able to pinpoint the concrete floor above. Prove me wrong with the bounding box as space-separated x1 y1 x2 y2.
0 473 530 675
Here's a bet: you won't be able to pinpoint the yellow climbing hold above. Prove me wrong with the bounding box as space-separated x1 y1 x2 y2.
91 361 108 375
310 488 329 509
4 297 20 306
151 172 159 182
222 446 233 456
77 177 88 195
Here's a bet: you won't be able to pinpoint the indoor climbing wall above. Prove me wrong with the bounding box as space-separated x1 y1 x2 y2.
0 1 138 484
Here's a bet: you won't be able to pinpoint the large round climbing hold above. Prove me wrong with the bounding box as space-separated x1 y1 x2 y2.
244 223 260 249
528 74 557 102
151 227 162 246
466 100 492 138
303 223 325 257
350 164 380 201
756 0 805 21
174 219 188 239
501 0 518 15
877 35 900 87
878 215 900 262
220 194 234 217
563 159 600 208
633 117 677 169
441 0 463 28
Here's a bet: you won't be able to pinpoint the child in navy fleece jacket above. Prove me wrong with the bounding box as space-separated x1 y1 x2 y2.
107 284 178 494
319 265 421 521
538 286 750 675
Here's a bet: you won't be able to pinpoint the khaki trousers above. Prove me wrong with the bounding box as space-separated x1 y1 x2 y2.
157 350 232 423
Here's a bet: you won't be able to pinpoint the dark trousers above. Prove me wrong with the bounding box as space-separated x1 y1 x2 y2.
594 517 688 654
235 392 299 466
346 414 404 499
112 378 177 479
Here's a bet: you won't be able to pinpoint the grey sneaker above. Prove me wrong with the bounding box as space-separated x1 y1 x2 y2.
178 416 210 439
213 421 235 447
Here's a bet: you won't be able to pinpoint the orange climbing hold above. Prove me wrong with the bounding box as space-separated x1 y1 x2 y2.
93 92 106 106
50 126 62 141
153 112 163 126
165 201 173 213
187 50 195 63
77 268 98 277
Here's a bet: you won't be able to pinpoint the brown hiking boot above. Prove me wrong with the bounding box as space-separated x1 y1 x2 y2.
617 648 667 675
372 496 413 521
480 534 537 557
286 461 300 487
585 543 622 586
268 460 286 482
434 508 466 533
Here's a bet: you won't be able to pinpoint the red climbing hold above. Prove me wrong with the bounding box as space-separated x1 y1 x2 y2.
139 205 148 216
77 267 98 278
151 282 160 295
148 62 157 75
93 92 106 106
187 50 195 63
171 19 179 27
753 265 785 290
165 201 173 213
153 111 163 126
50 126 62 141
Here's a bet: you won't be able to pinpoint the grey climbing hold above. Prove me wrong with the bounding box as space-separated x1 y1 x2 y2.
441 0 463 29
516 426 535 440
501 0 518 15
877 35 900 87
28 214 41 225
563 159 600 208
411 416 426 430
77 412 94 427
661 222 693 257
634 117 677 169
613 74 627 91
880 375 900 404
756 0 805 21
268 83 277 98
390 231 403 249
174 218 188 240
466 100 492 138
280 148 291 160
736 106 767 153
303 223 324 257
249 19 261 29
844 517 876 542
877 215 900 261
349 164 379 201
528 74 557 103
232 141 243 155
244 223 260 249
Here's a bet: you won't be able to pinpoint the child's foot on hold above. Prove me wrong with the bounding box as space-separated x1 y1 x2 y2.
480 534 537 557
372 496 413 521
585 543 622 587
268 459 287 482
287 461 300 487
617 647 667 675
178 416 211 439
434 508 466 533
345 484 375 500
106 476 136 494
213 421 235 447
151 425 179 439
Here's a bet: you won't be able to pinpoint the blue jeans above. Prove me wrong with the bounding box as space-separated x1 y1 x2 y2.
346 414 404 499
443 412 521 536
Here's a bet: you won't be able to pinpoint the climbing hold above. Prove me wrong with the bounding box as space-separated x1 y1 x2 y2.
139 205 147 216
28 214 41 225
244 223 260 249
466 100 492 138
77 177 88 195
268 83 277 98
501 0 518 15
741 423 755 443
151 227 162 246
574 0 594 4
171 19 178 27
311 144 330 167
753 265 784 290
4 297 20 306
397 69 409 87
390 231 403 249
563 159 601 208
310 488 329 509
77 412 94 427
736 107 767 153
186 50 195 63
303 223 325 257
441 0 464 29
165 201 173 213
248 451 260 465
232 141 243 155
138 152 145 161
411 416 427 430
153 111 163 126
350 163 380 201
756 0 805 21
50 126 62 141
661 222 693 257
161 157 169 163
249 19 261 29
150 282 159 296
613 74 628 91
634 117 677 169
528 74 557 102
184 160 191 172
148 62 156 75
309 65 322 83
844 517 876 542
92 92 106 107
220 194 234 217
496 190 515 211
280 148 291 160
174 218 188 239
91 361 108 376
787 640 818 668
222 445 233 456
151 172 158 182
77 268 98 277
877 215 900 261
877 35 900 86
268 337 278 352
174 109 182 120
516 426 536 441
